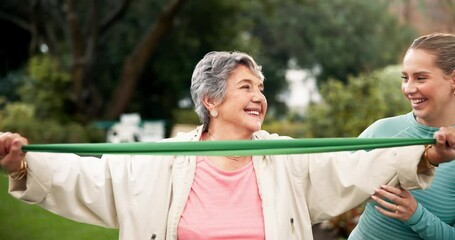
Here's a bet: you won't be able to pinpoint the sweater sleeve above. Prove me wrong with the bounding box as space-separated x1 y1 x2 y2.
305 145 434 223
405 203 455 240
8 152 120 228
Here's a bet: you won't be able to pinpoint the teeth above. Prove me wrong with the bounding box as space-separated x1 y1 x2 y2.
411 99 425 104
246 111 259 116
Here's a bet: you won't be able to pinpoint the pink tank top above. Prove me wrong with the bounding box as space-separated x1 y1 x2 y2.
177 157 265 239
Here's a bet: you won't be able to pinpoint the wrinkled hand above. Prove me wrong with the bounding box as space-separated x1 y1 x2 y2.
431 127 455 164
371 185 417 221
0 132 28 173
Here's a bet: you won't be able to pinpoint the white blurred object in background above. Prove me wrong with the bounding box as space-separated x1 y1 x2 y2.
106 113 165 143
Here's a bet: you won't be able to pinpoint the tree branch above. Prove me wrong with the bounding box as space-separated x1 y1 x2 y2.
0 11 31 31
132 0 187 74
99 0 133 35
66 0 85 57
104 0 187 119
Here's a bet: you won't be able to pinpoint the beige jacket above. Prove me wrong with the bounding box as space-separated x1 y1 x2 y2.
9 126 433 239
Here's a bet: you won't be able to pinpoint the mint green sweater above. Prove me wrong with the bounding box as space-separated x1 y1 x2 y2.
348 112 455 240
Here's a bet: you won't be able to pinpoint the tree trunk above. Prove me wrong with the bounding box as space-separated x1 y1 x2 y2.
104 0 187 119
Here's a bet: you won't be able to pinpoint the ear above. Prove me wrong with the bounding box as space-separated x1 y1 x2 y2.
202 96 216 110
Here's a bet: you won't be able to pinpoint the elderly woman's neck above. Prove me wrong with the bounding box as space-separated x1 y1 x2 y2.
205 128 253 141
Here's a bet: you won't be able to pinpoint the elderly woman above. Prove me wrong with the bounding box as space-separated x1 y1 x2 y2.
2 51 455 240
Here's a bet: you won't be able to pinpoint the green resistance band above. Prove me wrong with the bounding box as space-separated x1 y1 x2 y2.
22 138 435 156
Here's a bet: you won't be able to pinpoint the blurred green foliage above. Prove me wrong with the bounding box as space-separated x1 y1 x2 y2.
252 0 416 84
0 101 104 144
302 65 410 137
0 55 104 143
1 0 416 122
262 120 307 138
17 55 71 121
0 0 417 141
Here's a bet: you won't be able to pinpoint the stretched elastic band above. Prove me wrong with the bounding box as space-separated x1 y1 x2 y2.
22 138 434 156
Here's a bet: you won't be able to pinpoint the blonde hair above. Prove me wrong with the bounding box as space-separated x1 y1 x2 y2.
408 32 455 75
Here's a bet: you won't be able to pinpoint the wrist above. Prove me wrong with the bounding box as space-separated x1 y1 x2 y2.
8 157 28 180
422 145 439 168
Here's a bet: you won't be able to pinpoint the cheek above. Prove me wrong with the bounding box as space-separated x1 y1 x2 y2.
420 83 442 95
262 100 268 114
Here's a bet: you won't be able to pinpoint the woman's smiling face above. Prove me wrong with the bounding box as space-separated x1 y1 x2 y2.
214 65 267 135
401 49 455 127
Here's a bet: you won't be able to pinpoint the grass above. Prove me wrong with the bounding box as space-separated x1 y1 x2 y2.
0 176 119 240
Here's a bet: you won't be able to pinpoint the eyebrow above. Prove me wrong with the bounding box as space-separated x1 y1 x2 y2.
401 71 431 75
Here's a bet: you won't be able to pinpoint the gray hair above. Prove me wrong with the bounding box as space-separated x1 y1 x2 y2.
190 51 264 129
